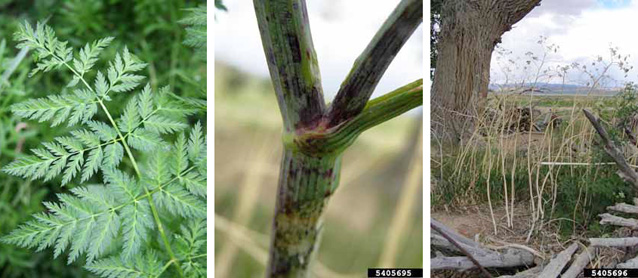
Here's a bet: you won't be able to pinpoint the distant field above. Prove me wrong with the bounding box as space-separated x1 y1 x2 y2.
489 93 619 116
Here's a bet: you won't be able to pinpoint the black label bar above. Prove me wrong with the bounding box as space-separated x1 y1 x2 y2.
368 268 423 277
584 269 638 277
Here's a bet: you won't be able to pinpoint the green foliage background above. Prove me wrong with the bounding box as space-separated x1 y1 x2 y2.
0 1 205 276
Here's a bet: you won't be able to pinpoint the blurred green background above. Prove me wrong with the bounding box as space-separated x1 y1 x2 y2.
0 0 205 277
214 60 423 277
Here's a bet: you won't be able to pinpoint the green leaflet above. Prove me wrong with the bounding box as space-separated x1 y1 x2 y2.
3 131 120 185
175 220 207 277
73 37 114 78
14 22 73 77
1 160 206 267
128 128 165 152
154 183 206 219
180 6 207 61
102 142 124 170
11 90 97 127
120 198 153 260
2 21 207 278
85 251 163 278
180 171 206 198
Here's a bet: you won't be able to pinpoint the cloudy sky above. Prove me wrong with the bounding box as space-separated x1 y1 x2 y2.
214 0 423 100
492 0 637 87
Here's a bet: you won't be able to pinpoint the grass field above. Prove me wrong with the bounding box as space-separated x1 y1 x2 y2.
431 90 638 250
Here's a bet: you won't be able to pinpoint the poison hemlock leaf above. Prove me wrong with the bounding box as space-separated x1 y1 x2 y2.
1 22 207 278
180 6 206 61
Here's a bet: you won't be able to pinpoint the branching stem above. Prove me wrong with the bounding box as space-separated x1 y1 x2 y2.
254 0 422 277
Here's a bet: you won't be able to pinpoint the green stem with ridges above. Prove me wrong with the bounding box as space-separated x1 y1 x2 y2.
254 1 422 277
268 149 341 277
326 0 423 127
294 79 423 156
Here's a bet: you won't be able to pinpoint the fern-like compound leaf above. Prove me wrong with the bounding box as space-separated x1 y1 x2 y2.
128 128 164 152
87 120 118 142
118 96 140 133
154 183 206 219
14 21 73 76
11 90 97 127
102 142 124 171
180 6 207 61
85 251 163 278
144 115 188 134
120 199 154 260
175 220 207 277
73 37 114 78
2 130 124 185
188 122 205 164
180 171 207 198
105 47 146 95
4 21 208 278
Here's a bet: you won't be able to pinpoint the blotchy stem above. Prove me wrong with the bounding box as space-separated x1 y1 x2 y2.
267 149 342 277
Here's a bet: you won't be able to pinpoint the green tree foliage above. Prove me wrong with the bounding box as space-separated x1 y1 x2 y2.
1 22 207 278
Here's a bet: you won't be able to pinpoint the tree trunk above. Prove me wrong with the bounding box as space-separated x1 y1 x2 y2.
431 0 541 143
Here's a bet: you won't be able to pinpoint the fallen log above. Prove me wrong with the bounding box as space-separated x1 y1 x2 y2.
496 266 543 278
430 218 535 272
590 237 638 248
618 256 638 268
561 246 597 278
607 203 638 214
431 234 494 257
430 248 535 271
538 243 579 278
598 213 638 229
431 218 480 248
431 221 493 277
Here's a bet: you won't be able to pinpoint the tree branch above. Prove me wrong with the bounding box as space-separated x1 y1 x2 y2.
326 0 423 127
254 0 326 131
431 222 493 278
537 243 579 278
292 79 422 156
583 109 638 188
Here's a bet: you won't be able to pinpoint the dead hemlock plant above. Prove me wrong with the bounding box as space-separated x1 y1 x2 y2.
253 0 423 277
430 110 638 277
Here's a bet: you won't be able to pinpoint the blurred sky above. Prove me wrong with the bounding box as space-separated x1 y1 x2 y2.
491 0 638 87
214 0 423 100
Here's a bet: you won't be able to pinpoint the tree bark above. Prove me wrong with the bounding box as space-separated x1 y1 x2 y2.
431 0 541 142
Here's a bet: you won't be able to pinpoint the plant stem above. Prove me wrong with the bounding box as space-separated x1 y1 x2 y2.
292 80 422 156
327 0 423 127
268 149 341 277
253 1 422 277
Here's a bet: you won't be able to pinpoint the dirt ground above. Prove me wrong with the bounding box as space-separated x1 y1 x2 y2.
431 202 576 277
430 202 637 277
